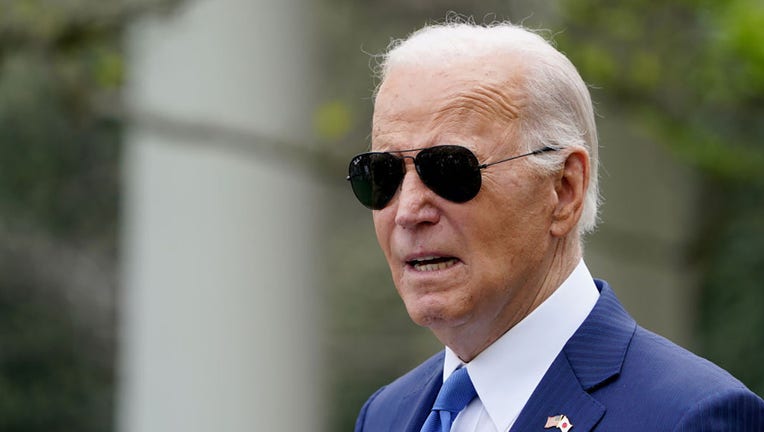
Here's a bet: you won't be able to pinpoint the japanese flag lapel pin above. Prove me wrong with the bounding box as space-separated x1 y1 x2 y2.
544 414 573 432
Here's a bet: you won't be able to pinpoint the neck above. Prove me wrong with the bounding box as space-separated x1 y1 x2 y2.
444 236 582 362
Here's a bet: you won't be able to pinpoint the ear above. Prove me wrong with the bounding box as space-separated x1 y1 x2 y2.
550 149 589 238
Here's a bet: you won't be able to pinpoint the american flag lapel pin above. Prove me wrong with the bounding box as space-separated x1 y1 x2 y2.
544 414 573 432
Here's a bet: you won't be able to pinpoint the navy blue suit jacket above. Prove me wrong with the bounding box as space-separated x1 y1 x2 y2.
355 280 764 431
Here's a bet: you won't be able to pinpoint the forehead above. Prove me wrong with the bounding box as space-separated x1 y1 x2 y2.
372 57 526 151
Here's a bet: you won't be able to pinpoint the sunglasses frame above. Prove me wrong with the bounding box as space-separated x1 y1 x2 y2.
347 144 559 210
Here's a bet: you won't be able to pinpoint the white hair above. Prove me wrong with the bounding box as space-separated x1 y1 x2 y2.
375 20 601 235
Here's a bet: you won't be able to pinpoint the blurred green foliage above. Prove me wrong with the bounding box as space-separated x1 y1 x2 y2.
558 0 764 183
0 1 177 430
0 0 150 239
0 51 120 239
313 99 353 142
0 268 112 432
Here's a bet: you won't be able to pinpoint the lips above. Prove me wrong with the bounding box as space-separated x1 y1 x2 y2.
406 255 460 272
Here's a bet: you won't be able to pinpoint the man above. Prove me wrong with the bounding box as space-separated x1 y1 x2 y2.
347 21 764 432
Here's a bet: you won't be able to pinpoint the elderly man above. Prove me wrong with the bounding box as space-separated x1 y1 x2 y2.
347 21 764 432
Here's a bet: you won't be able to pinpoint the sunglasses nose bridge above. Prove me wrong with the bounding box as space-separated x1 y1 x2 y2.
398 154 428 189
394 154 417 188
399 153 441 195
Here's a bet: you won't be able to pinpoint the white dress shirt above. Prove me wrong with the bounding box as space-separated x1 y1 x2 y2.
445 259 600 432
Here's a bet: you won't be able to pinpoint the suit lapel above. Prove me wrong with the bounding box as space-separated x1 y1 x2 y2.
399 358 443 432
510 280 636 432
509 353 604 432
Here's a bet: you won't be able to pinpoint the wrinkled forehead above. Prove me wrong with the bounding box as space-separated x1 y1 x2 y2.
376 55 524 106
372 57 527 147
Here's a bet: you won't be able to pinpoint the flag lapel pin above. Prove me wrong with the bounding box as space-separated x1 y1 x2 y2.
544 414 573 432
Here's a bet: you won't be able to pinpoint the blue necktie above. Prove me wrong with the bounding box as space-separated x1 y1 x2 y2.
420 367 478 432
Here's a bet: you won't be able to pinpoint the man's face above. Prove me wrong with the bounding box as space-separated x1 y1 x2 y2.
371 60 561 354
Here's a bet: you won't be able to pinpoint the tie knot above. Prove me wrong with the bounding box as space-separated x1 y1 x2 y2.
433 367 477 414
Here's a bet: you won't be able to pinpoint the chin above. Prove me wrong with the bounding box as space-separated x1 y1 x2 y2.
399 283 467 323
403 299 442 327
405 301 468 330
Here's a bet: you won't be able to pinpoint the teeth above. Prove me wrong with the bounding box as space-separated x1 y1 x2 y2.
412 257 458 272
417 256 439 262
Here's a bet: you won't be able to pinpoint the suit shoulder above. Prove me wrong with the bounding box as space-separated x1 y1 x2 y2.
628 326 748 393
672 386 764 431
366 350 443 402
593 325 764 430
354 351 444 432
595 327 764 431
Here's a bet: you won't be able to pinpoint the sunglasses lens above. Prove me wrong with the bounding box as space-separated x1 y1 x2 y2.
348 153 404 209
416 146 481 203
348 146 482 209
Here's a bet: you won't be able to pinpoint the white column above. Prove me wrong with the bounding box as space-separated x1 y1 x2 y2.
118 1 322 431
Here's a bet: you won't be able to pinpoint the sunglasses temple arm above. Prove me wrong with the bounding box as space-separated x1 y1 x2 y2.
478 146 559 169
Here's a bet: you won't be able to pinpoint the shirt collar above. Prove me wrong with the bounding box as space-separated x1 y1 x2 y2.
443 259 599 431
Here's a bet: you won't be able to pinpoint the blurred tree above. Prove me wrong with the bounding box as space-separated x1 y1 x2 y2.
0 1 180 430
557 0 764 395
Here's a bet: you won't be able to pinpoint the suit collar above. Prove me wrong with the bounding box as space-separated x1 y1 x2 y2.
565 279 636 390
401 352 444 432
509 279 636 431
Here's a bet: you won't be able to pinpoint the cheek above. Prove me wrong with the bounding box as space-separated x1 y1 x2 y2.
464 197 522 249
372 210 397 263
466 217 522 283
463 189 553 274
372 210 390 241
479 176 555 236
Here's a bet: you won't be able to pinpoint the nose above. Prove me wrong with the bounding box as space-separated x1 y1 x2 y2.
393 162 441 229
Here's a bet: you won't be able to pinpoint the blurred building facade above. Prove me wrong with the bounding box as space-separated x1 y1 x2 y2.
119 1 324 430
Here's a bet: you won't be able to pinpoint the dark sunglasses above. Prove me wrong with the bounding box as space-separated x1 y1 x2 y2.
347 145 558 210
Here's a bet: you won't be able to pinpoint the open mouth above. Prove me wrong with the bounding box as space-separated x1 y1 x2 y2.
406 256 460 272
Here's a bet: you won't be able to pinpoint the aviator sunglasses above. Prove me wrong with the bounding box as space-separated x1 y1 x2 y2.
347 145 558 210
